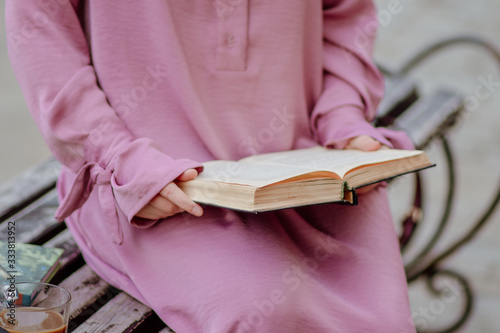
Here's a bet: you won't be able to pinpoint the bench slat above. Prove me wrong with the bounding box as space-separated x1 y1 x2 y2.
393 89 464 149
0 190 60 243
60 265 117 322
43 228 81 268
43 228 86 284
0 157 60 221
376 75 419 126
71 292 163 333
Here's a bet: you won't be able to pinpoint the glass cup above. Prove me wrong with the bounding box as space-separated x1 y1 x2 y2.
0 282 71 333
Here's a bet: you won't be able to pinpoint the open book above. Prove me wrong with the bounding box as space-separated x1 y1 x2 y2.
178 146 433 212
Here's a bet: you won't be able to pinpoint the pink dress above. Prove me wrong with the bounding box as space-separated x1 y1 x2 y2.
6 0 416 331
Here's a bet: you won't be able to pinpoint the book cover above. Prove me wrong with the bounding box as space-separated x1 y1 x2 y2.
0 242 64 285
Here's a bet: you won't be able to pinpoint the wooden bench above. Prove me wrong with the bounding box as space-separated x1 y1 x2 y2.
0 72 465 332
0 162 172 332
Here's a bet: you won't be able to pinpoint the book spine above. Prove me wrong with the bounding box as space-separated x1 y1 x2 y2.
340 181 352 200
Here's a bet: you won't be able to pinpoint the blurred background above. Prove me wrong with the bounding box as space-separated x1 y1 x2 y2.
1 1 500 332
373 1 500 332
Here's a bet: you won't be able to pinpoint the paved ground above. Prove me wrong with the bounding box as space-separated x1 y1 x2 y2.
1 1 500 332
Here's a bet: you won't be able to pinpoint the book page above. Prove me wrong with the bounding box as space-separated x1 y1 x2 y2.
239 146 424 178
196 160 338 187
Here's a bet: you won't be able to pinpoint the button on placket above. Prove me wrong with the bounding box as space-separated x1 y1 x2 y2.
215 0 248 71
227 35 236 47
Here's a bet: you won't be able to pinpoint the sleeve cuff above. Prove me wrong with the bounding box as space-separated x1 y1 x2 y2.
316 106 393 149
110 137 203 226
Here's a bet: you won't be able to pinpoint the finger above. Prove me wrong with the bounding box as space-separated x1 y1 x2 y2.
148 194 184 216
345 135 381 151
160 183 203 217
135 202 178 220
345 135 380 151
176 168 199 181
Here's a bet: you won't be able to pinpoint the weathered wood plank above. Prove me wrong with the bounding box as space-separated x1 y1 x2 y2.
43 228 80 268
42 228 85 284
376 75 419 126
59 265 117 322
71 292 163 333
0 190 60 243
0 157 60 221
394 89 464 149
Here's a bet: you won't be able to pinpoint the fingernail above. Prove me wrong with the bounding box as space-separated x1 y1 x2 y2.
192 206 203 216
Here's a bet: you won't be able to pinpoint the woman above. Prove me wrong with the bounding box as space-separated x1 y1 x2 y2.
6 0 416 331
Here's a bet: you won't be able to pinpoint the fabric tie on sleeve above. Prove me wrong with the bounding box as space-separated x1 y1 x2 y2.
55 162 124 245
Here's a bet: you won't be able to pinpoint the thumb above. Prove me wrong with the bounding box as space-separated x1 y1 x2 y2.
176 168 199 181
345 135 381 151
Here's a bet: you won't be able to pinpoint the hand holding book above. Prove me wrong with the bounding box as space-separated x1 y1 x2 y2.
135 168 204 220
135 135 431 217
133 135 383 220
343 135 390 194
344 135 388 151
177 144 432 212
